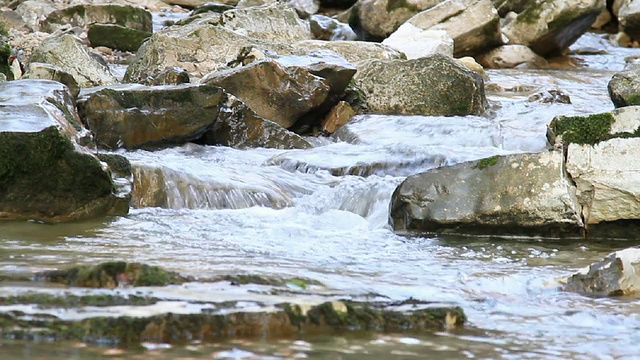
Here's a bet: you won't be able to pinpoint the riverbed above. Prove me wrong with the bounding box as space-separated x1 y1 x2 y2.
1 33 639 359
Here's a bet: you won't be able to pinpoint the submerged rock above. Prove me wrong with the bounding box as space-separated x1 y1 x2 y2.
389 151 584 236
0 80 129 222
501 0 604 57
352 54 486 116
77 83 225 150
560 247 640 296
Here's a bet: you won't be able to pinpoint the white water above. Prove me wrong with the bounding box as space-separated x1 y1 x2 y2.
2 33 640 359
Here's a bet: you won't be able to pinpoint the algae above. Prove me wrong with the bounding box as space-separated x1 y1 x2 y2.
550 113 615 145
475 156 499 170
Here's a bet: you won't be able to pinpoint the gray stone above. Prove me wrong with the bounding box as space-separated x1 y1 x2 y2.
389 151 584 236
87 24 152 52
40 4 153 34
22 62 80 98
608 64 640 108
382 24 454 59
352 54 486 116
619 0 640 40
201 59 329 129
477 44 548 69
77 83 225 149
293 40 406 66
407 0 502 57
31 34 118 87
0 79 129 222
356 0 442 39
310 14 357 41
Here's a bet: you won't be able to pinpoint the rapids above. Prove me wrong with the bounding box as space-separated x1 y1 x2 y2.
2 33 640 359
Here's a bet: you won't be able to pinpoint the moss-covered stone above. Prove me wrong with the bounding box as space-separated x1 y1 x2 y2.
36 262 191 288
0 41 12 80
41 4 153 33
475 156 499 170
0 293 158 308
88 24 151 52
96 154 132 178
549 113 615 145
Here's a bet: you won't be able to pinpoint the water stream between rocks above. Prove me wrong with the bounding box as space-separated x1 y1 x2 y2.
2 33 640 359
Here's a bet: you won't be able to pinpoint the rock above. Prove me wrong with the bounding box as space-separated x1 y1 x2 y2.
164 0 217 7
477 44 548 69
200 95 313 149
201 59 329 129
309 14 357 41
14 0 62 31
560 248 640 296
22 62 80 98
319 0 356 8
454 56 487 80
77 83 225 149
37 262 190 288
608 65 640 107
191 2 235 15
591 8 612 29
0 9 28 31
619 0 640 40
289 0 320 18
150 66 190 85
355 0 442 39
352 54 486 116
39 4 153 34
492 0 533 17
502 0 605 57
31 34 118 87
125 4 307 83
293 40 406 65
382 24 454 59
0 79 129 222
527 87 571 103
389 151 584 236
321 101 355 133
87 24 152 52
0 38 11 80
407 0 502 57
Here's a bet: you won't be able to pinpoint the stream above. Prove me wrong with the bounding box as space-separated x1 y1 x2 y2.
1 33 640 359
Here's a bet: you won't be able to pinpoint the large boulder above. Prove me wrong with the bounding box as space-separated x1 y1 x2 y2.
389 151 584 236
502 0 605 57
560 248 640 296
407 0 502 57
608 64 640 107
31 34 118 87
201 59 329 129
352 54 486 116
0 80 129 222
88 24 152 52
39 4 153 33
77 83 225 150
355 0 442 39
293 40 405 65
124 4 309 83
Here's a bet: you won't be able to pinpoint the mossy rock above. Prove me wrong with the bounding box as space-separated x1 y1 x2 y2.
88 24 151 52
96 154 132 178
0 293 158 308
548 113 615 146
0 40 12 80
36 262 191 288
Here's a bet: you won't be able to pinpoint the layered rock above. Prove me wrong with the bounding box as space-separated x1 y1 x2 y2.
0 80 129 222
31 34 118 87
407 0 502 57
352 54 486 116
77 83 225 149
389 151 584 236
502 0 605 57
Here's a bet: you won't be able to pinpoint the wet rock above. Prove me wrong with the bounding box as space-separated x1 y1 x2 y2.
355 0 442 39
527 88 571 103
125 4 306 83
309 14 357 41
407 0 502 58
502 0 604 57
36 261 191 288
382 24 454 59
321 101 355 133
477 44 548 69
201 95 313 149
389 151 584 236
87 24 152 52
15 0 62 31
560 248 640 296
352 54 486 116
293 40 406 65
31 34 118 87
22 62 80 98
0 79 129 222
618 1 640 40
40 4 153 34
77 83 225 150
201 59 329 129
608 64 640 107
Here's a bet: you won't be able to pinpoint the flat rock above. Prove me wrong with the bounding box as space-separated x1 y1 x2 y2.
293 40 405 65
382 24 454 59
39 3 153 33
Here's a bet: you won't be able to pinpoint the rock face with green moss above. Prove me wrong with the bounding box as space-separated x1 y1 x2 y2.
502 0 604 57
354 0 441 39
389 151 584 236
608 64 640 108
88 24 151 52
39 4 153 34
0 80 129 222
406 0 502 58
549 107 640 226
124 3 310 84
77 83 225 150
352 54 486 116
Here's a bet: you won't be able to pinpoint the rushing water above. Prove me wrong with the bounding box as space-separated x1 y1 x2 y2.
2 33 640 359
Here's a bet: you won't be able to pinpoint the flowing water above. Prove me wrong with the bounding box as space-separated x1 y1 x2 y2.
2 33 640 359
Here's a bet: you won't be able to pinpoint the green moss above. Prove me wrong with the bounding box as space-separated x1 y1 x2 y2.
386 0 420 12
475 156 499 170
625 94 640 106
0 42 11 80
87 24 151 52
96 154 132 177
0 293 158 308
0 22 8 37
550 113 615 145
